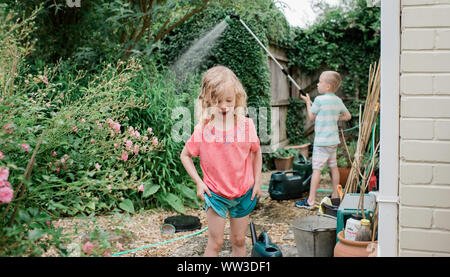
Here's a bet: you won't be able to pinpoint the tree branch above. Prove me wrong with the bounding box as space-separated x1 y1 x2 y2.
153 0 211 43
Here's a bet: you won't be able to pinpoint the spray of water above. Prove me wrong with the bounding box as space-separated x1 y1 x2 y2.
171 20 228 79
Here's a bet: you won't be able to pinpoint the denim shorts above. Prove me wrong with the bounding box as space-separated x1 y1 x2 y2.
204 186 257 219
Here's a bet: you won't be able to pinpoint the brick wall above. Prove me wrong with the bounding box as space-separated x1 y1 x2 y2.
399 0 450 256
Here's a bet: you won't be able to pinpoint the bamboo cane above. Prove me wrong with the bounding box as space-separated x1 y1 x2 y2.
344 60 381 194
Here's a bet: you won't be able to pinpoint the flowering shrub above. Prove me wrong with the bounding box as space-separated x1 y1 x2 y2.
0 167 13 203
0 4 201 256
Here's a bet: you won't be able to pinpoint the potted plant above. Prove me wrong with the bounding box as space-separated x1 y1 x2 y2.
337 141 357 188
285 138 312 160
270 148 298 171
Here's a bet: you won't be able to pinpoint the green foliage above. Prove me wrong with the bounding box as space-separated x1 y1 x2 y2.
3 0 213 65
337 140 357 168
286 0 380 100
268 147 298 159
0 207 69 256
286 97 310 145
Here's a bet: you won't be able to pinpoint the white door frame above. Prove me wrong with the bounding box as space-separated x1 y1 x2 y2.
378 0 401 257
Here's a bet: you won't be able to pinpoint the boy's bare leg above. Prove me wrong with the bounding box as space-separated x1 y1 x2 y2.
329 166 340 198
230 215 250 257
307 169 321 207
204 208 226 257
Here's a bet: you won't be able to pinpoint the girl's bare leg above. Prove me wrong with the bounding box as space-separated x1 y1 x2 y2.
204 208 226 257
230 215 250 257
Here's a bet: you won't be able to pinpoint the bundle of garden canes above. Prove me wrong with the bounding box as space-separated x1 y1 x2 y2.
342 61 381 219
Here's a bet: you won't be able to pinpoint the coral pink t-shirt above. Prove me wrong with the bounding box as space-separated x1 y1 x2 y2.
185 117 260 199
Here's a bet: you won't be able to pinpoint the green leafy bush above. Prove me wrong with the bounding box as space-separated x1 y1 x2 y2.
286 97 310 145
286 1 380 100
268 148 298 159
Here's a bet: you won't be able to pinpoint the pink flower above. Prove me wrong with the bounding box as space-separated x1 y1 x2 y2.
113 122 121 133
142 136 148 142
104 251 111 257
45 103 51 108
0 151 4 160
41 75 49 85
125 140 133 151
52 151 57 157
117 243 123 250
21 144 31 152
90 138 95 143
55 167 60 173
95 163 101 170
153 137 158 146
72 126 78 133
121 152 128 162
96 121 103 128
81 118 86 123
0 187 14 203
0 180 11 188
3 123 13 134
82 241 94 255
147 127 152 133
0 167 9 181
114 143 119 148
66 116 71 120
138 184 144 192
133 145 139 155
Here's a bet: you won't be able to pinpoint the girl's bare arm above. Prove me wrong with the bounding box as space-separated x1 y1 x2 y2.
180 146 211 200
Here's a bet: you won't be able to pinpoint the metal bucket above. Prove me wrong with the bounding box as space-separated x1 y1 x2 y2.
291 215 337 257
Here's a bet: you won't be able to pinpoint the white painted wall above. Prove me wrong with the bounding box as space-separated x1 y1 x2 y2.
379 0 401 257
398 0 450 256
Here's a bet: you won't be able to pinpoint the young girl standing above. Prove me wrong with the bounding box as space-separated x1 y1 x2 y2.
180 65 262 257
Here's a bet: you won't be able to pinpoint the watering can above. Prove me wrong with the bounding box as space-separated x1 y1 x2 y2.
269 170 312 201
225 14 306 96
293 153 312 178
250 221 282 257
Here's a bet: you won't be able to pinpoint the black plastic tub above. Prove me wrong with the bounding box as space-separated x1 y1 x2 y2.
323 198 341 217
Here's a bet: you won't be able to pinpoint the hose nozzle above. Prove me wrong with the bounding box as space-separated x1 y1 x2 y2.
225 13 240 24
230 14 240 20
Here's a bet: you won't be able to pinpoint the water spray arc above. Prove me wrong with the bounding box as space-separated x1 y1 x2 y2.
225 14 306 96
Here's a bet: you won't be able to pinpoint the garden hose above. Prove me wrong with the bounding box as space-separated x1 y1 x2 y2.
111 226 208 256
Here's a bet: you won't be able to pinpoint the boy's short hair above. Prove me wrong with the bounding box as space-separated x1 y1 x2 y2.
322 71 342 92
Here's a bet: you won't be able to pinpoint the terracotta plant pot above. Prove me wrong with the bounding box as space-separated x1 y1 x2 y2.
285 143 311 160
334 231 378 257
338 167 351 188
274 156 294 171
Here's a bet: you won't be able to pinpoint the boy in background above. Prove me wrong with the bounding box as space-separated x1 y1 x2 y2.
296 71 351 209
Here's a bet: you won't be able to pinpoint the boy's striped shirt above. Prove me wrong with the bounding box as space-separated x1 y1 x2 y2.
311 93 348 146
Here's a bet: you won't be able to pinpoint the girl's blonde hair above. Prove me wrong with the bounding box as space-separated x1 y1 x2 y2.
196 65 247 125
